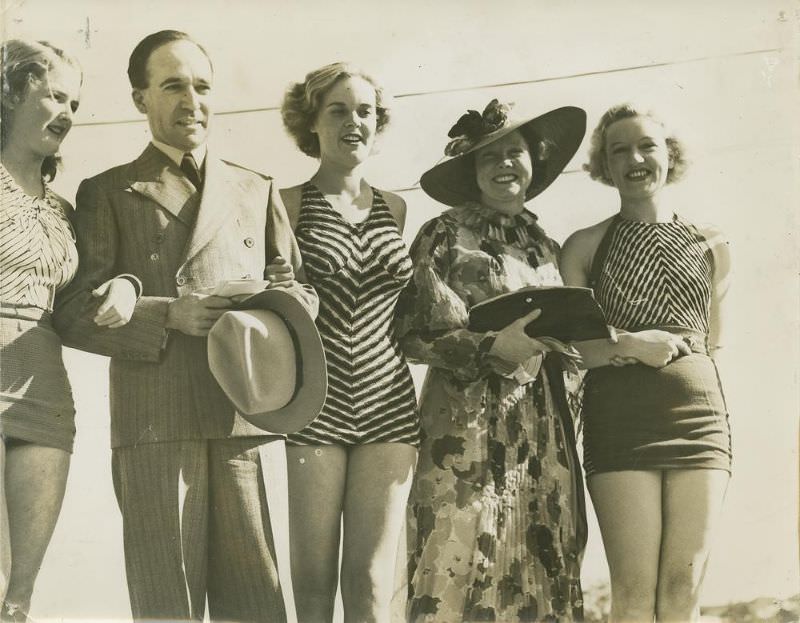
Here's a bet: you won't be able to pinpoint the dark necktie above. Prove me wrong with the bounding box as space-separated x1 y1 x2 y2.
180 153 203 191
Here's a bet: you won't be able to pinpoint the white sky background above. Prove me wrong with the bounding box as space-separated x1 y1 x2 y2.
2 0 799 619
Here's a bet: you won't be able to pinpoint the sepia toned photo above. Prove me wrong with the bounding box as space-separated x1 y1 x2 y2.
1 1 798 621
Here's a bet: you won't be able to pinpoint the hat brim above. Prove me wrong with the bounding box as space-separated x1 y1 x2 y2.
219 288 327 434
420 106 587 207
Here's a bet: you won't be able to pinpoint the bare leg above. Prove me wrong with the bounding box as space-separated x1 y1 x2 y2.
2 442 70 621
341 443 417 623
286 445 347 623
0 442 10 602
656 469 729 622
588 471 662 623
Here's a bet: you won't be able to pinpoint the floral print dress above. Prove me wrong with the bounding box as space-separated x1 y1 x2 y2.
396 202 586 622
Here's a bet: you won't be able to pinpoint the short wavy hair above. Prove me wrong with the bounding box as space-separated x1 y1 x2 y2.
128 30 212 89
584 103 688 186
281 62 390 158
1 39 82 181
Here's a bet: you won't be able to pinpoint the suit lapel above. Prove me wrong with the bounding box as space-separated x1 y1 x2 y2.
180 154 237 263
128 144 198 225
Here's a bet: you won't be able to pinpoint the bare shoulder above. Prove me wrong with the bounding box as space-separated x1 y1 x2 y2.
561 216 617 265
279 184 304 229
377 188 407 230
279 184 303 208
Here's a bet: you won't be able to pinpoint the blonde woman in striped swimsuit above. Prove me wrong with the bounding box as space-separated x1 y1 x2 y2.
278 63 419 623
0 40 135 621
560 104 731 622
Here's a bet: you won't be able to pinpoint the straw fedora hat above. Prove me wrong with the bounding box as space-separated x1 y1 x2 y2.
420 99 586 207
208 288 327 434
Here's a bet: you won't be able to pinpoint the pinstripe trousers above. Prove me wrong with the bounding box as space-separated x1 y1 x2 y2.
111 437 287 623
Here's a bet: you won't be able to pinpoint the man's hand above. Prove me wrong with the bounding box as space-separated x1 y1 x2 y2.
92 278 137 329
265 256 296 289
166 292 233 336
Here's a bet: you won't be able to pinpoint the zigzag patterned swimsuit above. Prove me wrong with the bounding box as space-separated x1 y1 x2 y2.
286 182 419 447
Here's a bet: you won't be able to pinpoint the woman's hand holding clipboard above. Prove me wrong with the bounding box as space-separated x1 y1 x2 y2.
468 286 612 343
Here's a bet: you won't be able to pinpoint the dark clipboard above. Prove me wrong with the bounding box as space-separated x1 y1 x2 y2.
468 286 611 342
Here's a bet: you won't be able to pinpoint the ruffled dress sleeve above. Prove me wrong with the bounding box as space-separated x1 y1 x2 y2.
395 215 496 382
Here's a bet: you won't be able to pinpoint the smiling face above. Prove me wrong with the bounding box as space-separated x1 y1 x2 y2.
474 130 533 213
132 40 213 152
312 76 377 166
5 59 81 160
603 115 672 203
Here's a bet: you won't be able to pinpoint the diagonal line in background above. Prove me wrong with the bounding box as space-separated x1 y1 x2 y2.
71 46 785 194
73 47 782 128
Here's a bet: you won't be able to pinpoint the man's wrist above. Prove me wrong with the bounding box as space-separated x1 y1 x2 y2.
164 297 177 330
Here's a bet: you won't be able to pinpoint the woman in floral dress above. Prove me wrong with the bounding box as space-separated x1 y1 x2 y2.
396 100 588 622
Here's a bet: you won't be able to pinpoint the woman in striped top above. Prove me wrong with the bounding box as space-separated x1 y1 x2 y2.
560 104 731 622
0 40 135 621
279 63 418 623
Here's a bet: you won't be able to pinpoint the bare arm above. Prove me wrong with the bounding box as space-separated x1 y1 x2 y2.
381 190 407 232
268 182 319 318
560 221 690 369
560 223 627 368
278 185 303 231
701 223 731 357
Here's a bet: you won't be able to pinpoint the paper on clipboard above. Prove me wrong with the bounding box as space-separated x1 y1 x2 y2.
210 280 271 298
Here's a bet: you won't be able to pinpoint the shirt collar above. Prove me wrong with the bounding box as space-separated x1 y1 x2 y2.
151 139 207 169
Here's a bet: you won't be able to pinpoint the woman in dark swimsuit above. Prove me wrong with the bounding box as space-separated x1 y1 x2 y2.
560 103 732 622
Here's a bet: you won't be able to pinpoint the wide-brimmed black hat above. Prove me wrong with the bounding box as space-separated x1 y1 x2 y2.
420 100 586 207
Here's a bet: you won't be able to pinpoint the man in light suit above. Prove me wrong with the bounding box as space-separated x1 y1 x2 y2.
55 30 314 622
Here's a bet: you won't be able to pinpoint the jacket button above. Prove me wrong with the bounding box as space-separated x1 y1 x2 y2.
150 253 160 261
244 237 255 248
176 276 186 286
242 273 252 279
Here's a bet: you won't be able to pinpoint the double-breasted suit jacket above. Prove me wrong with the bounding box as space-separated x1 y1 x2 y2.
55 144 318 448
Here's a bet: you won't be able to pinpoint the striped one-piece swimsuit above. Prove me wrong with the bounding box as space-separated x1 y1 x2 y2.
287 183 420 447
582 215 732 474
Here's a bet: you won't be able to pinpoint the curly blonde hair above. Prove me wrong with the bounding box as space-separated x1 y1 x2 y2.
281 62 390 158
584 103 687 186
1 39 82 181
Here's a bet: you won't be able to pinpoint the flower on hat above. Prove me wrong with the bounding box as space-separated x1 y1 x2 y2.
444 99 512 157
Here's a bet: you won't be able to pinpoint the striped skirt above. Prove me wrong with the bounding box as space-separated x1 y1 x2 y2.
0 305 75 452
